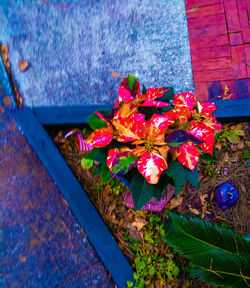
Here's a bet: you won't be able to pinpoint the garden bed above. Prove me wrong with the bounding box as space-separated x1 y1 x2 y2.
48 120 249 288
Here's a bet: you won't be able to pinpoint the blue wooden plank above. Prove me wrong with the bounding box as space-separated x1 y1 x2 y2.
213 99 250 118
13 107 134 288
33 105 113 125
32 100 250 126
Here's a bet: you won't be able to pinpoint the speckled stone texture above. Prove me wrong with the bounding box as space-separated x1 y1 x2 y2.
0 74 113 287
0 0 194 107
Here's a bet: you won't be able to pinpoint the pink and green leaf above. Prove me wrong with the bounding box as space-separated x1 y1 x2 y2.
113 88 132 108
177 142 200 171
146 87 169 100
137 152 167 184
106 148 119 170
138 99 171 107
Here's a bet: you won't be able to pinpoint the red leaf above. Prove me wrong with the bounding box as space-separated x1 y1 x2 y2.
87 127 113 147
164 107 192 123
145 87 169 100
137 152 167 184
188 122 215 155
138 99 171 107
18 59 29 72
148 114 174 137
177 142 199 171
203 115 223 130
106 148 119 170
113 88 132 108
112 113 147 142
197 101 216 114
173 92 195 110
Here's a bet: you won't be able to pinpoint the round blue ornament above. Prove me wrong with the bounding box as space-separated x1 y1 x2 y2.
215 182 239 210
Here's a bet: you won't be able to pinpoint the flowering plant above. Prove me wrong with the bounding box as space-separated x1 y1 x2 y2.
70 74 222 210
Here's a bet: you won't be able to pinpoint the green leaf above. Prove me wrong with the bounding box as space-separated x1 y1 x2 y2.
149 266 156 276
142 84 147 94
128 74 136 90
164 212 250 288
81 158 93 169
112 156 137 174
100 164 111 184
87 111 109 130
94 149 107 164
166 161 185 197
127 280 134 288
173 266 179 276
92 165 101 175
158 105 174 113
185 165 198 188
131 174 155 210
227 134 240 143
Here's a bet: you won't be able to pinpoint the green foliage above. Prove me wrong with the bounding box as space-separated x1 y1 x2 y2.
87 111 109 130
241 149 250 159
112 156 137 174
127 216 179 288
100 164 111 184
217 128 244 147
204 160 218 176
128 74 136 90
165 161 198 197
164 212 250 288
81 158 93 169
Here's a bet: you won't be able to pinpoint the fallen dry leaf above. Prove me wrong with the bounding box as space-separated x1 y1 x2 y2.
18 59 29 72
216 142 222 150
200 194 208 206
167 194 183 210
111 72 120 78
219 152 229 163
201 204 207 219
132 214 148 231
188 207 199 215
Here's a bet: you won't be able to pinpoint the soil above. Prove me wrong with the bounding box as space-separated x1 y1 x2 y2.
48 122 250 288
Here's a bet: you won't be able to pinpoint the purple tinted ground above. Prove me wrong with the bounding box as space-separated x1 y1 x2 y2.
0 87 113 287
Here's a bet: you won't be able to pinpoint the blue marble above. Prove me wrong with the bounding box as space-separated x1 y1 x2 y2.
0 0 194 107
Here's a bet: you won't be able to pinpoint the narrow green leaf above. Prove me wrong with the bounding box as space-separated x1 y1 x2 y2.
100 164 111 184
164 212 250 288
166 161 185 197
185 165 198 188
128 74 136 90
81 158 93 169
142 84 147 94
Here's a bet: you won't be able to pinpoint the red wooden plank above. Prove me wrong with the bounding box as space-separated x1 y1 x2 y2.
193 68 234 82
195 82 209 100
192 57 232 71
220 80 237 99
189 34 229 50
237 0 249 28
229 32 243 45
186 3 224 19
188 13 226 29
188 23 227 40
224 0 241 32
244 44 250 65
185 0 222 9
190 45 231 61
231 45 247 78
242 28 250 43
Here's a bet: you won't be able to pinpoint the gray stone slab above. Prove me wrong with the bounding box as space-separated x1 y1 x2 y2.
0 0 194 107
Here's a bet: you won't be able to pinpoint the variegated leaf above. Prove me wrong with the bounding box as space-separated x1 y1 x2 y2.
146 87 169 100
113 88 132 108
177 142 199 171
138 99 171 107
197 101 216 114
112 113 147 142
148 114 174 138
188 122 215 155
87 127 113 147
164 107 192 123
137 152 167 184
106 148 119 170
173 92 196 110
203 115 223 130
